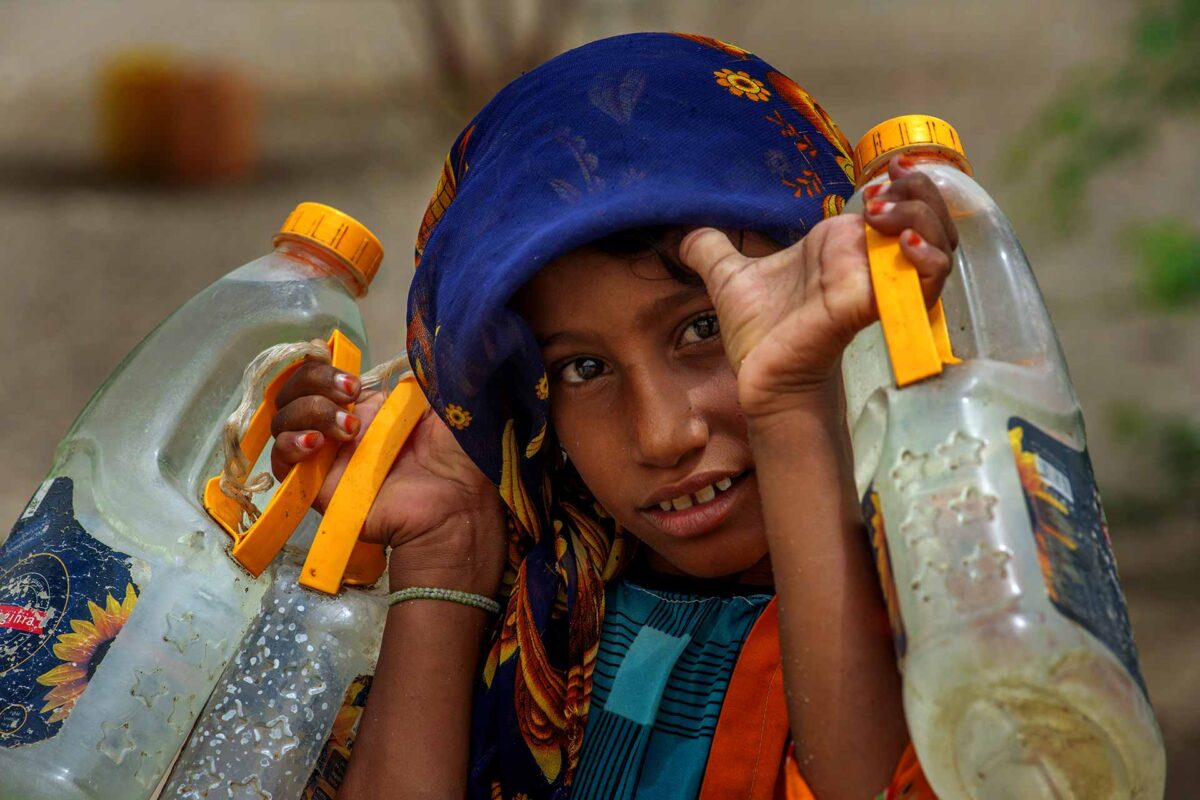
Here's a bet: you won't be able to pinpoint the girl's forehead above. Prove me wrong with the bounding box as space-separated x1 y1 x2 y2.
515 229 782 331
516 248 689 328
527 229 777 292
539 245 675 290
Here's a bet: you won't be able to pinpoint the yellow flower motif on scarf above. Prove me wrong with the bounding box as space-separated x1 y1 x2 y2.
766 72 854 162
36 583 138 724
823 194 845 219
836 154 856 182
415 124 475 268
534 374 549 401
714 69 771 102
525 421 547 458
500 419 541 540
445 403 473 429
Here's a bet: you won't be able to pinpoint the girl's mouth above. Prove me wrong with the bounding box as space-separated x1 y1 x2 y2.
641 470 752 539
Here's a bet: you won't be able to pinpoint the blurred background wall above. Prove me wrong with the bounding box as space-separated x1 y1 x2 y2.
2 0 1196 795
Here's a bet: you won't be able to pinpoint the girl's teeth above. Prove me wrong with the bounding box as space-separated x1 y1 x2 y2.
655 474 744 512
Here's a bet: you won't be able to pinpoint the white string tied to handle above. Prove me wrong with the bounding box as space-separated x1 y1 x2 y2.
217 337 412 532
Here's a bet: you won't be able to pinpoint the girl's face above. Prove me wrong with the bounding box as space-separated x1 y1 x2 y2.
516 233 780 579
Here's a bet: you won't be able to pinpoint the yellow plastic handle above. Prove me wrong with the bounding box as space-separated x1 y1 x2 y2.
865 224 960 387
204 330 361 576
299 376 429 594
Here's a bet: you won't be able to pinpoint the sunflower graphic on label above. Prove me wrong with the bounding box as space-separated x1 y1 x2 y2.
34 583 138 725
0 478 144 747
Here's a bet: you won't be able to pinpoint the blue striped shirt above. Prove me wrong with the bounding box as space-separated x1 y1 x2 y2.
572 580 773 799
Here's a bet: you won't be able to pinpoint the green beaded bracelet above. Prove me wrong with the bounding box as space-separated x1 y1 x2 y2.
386 586 501 615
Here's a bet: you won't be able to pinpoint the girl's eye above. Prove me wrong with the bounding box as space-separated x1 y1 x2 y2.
558 356 609 384
680 313 721 345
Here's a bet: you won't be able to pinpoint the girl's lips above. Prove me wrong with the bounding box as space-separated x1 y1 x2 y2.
640 471 753 539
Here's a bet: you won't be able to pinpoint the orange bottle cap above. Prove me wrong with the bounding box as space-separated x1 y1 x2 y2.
854 114 972 187
274 202 384 290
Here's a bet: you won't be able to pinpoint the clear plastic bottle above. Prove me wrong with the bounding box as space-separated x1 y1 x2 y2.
842 116 1165 799
0 203 382 799
161 538 387 800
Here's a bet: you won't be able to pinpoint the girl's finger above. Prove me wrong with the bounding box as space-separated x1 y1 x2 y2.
898 229 953 309
678 227 750 298
879 161 958 249
271 394 361 441
275 361 361 410
864 198 952 257
271 430 324 480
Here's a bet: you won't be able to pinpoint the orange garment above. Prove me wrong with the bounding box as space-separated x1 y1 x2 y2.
698 599 936 800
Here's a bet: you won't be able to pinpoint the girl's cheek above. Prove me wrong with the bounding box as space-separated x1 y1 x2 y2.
552 405 632 512
688 356 743 430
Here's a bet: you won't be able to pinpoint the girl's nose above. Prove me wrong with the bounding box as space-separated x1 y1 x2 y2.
627 372 708 469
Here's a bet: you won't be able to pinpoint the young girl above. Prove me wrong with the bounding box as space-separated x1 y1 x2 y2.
271 33 956 799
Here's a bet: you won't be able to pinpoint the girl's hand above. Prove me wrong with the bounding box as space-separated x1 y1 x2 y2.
679 156 958 422
270 361 507 596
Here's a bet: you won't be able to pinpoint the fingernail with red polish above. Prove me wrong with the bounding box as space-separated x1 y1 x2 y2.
335 373 360 396
865 183 887 199
867 200 895 216
336 411 360 435
904 230 924 247
299 431 321 449
896 154 916 169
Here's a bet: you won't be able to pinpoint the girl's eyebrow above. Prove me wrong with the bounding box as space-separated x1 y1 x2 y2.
637 286 710 327
536 286 710 349
536 330 577 348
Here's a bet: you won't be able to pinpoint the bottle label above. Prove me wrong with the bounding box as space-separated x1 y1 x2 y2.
0 477 144 748
302 674 373 799
1007 418 1148 697
862 487 907 660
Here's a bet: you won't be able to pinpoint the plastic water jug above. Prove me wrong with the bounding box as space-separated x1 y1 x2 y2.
0 203 381 799
842 115 1166 799
161 553 387 799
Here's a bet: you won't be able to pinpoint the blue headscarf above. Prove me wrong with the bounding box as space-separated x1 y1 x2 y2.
406 32 856 799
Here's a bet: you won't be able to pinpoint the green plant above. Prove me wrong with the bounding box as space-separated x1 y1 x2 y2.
1006 0 1200 231
1124 219 1200 308
1106 401 1200 524
1010 2 1200 524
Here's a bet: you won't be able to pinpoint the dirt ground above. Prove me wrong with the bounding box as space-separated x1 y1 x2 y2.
2 1 1197 795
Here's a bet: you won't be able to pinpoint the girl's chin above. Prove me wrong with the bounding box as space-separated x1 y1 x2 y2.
619 473 768 580
634 535 770 582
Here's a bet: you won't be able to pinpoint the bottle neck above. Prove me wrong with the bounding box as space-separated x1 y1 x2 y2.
272 237 368 298
856 146 972 188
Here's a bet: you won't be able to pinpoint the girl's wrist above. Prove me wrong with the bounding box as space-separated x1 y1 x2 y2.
387 562 503 599
386 506 507 597
744 391 843 444
744 390 857 487
738 368 844 429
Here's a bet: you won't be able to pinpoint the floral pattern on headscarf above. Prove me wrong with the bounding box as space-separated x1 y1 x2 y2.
405 32 857 799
